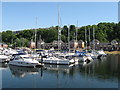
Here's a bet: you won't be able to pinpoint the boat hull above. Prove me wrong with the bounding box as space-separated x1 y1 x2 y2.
9 60 42 68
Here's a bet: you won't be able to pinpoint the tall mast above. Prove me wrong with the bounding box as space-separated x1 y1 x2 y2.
85 26 87 51
58 6 61 51
88 27 91 49
93 26 95 50
35 17 38 50
0 2 2 46
76 21 78 42
39 35 41 49
68 24 70 53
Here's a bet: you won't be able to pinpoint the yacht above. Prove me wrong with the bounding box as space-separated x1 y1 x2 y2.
9 54 43 68
38 55 75 65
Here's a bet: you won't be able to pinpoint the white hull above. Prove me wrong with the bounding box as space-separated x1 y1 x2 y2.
9 61 39 67
9 55 42 68
38 57 75 65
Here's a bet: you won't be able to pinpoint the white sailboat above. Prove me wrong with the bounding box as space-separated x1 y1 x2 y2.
86 27 98 59
37 7 76 65
78 26 93 62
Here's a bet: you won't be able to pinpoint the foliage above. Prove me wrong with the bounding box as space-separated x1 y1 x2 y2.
1 22 119 47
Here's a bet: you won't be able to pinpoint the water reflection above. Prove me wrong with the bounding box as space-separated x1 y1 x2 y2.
0 62 8 69
2 55 119 88
44 64 74 74
9 65 40 78
4 55 119 80
77 55 118 80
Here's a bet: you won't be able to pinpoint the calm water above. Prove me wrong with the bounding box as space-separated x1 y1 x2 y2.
1 55 119 88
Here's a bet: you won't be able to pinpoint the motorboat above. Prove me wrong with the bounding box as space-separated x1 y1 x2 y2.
37 55 75 65
9 54 43 68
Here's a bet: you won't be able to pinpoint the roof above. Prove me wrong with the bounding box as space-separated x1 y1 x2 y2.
0 43 7 45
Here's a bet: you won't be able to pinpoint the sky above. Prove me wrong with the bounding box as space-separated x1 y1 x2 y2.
2 2 118 31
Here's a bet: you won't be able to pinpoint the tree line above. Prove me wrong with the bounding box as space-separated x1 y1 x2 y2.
1 22 120 47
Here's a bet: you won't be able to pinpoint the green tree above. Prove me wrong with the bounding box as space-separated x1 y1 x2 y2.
2 30 16 45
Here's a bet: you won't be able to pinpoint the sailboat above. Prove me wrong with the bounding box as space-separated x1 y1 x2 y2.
77 26 93 62
86 27 98 59
37 7 76 65
87 27 106 59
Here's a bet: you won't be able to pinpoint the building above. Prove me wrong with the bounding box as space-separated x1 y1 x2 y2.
90 39 120 51
29 41 36 49
0 43 8 48
78 40 85 48
37 40 45 49
35 39 120 51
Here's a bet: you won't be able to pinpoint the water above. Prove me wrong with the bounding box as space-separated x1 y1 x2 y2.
1 55 119 88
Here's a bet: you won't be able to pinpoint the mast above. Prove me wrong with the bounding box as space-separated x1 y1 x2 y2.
0 2 2 45
68 24 70 53
85 26 87 51
75 21 78 51
0 32 2 45
93 26 95 50
39 35 41 49
58 6 61 51
88 27 91 50
76 21 78 42
35 17 38 50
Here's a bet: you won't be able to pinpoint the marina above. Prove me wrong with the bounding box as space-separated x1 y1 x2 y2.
1 2 119 88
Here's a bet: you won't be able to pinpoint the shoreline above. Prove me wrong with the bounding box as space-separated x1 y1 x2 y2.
104 51 120 54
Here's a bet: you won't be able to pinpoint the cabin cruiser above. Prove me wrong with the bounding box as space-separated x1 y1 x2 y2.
37 55 75 65
9 53 43 68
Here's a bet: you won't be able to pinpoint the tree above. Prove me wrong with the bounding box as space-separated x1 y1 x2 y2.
2 30 16 45
1 22 119 47
14 38 28 47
